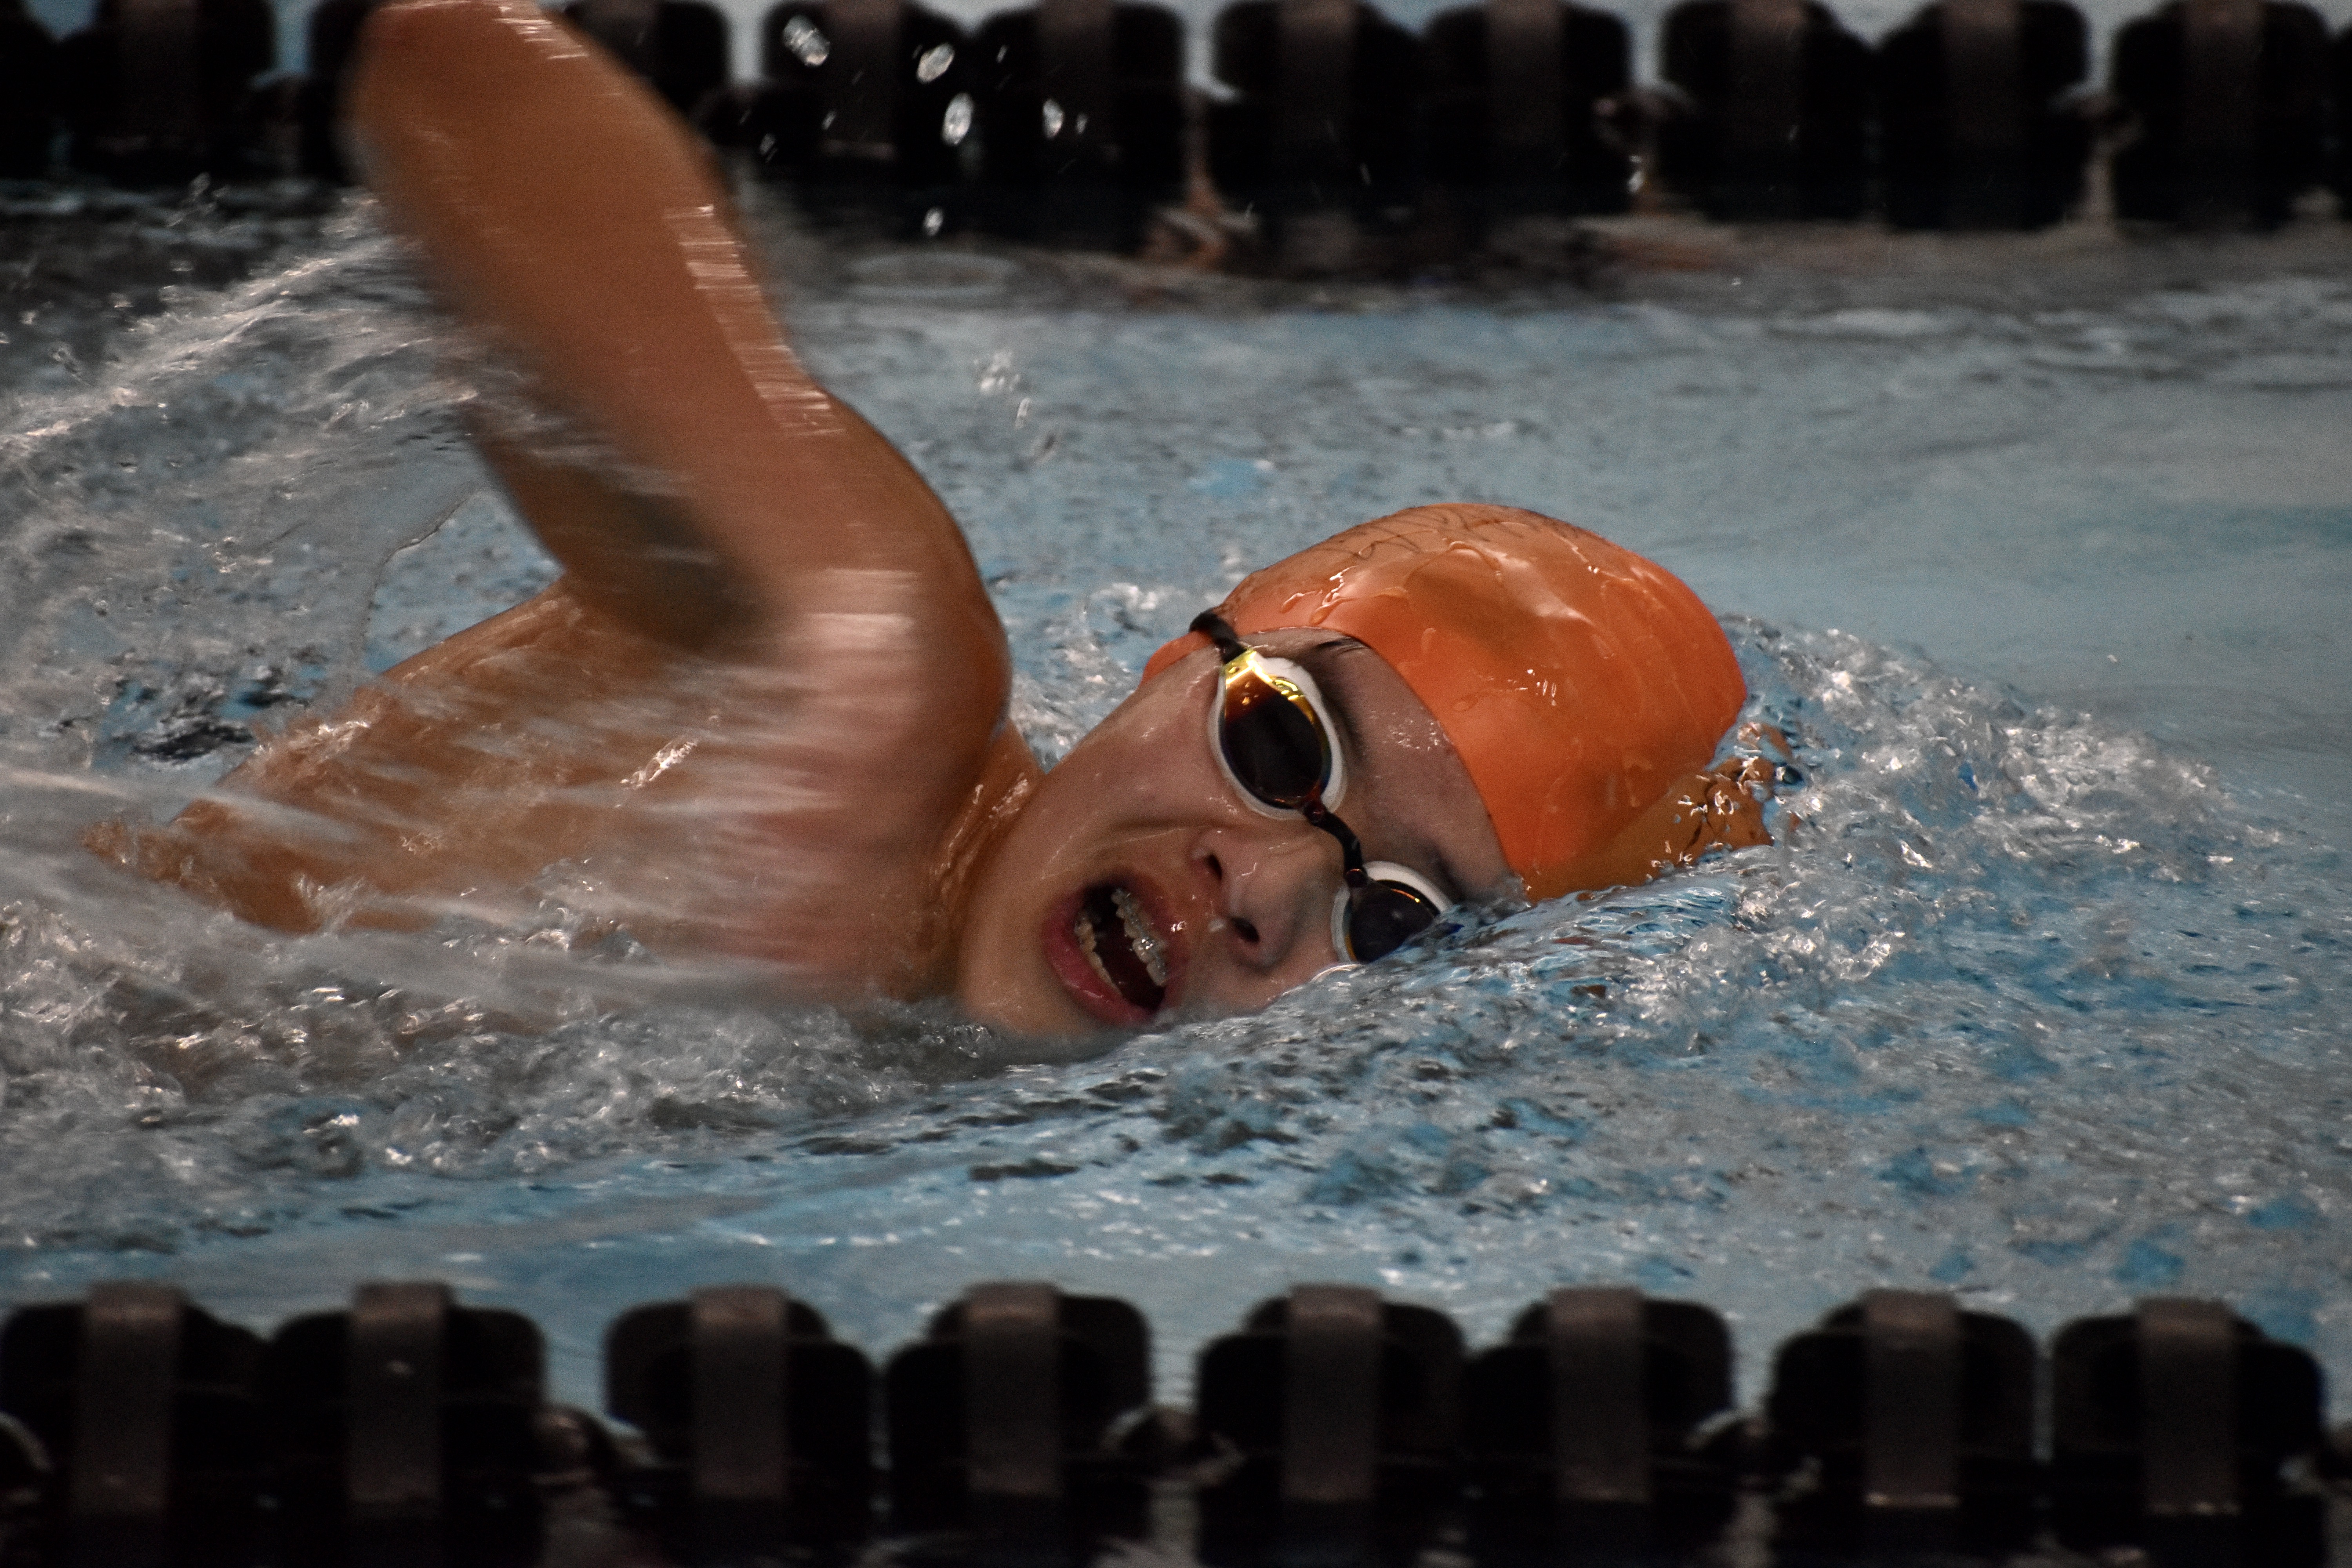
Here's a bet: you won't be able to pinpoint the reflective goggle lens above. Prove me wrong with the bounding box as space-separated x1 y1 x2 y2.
1334 861 1449 963
1215 653 1332 811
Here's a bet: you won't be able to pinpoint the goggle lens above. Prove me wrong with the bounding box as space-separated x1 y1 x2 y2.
1336 863 1448 963
1193 612 1455 968
1216 654 1332 811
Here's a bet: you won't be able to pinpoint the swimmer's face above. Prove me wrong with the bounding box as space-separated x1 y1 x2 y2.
956 630 1515 1036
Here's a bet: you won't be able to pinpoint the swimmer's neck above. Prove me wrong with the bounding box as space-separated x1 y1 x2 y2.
904 725 1044 1000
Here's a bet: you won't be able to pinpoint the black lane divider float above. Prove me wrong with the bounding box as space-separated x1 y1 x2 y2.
1204 0 1421 265
49 0 277 185
1653 0 1874 221
0 1280 2343 1565
1419 0 1637 237
968 0 1189 249
702 0 972 230
9 0 2352 239
1876 0 2094 229
2109 0 2333 226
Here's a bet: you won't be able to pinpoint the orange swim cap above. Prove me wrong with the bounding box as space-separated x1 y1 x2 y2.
1142 503 1747 901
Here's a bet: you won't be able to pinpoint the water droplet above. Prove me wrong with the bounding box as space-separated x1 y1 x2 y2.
915 41 954 82
942 92 973 146
1041 98 1065 139
781 14 829 66
923 207 946 237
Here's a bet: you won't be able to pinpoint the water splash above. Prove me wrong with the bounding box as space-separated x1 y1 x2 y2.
3 201 2348 1407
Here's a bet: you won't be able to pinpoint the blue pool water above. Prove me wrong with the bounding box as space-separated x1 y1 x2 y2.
2 189 2349 1412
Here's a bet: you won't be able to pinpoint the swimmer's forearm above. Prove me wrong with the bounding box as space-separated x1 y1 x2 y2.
348 0 999 679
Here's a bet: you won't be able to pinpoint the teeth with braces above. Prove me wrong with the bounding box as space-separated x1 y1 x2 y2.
1074 886 1167 997
1112 887 1166 987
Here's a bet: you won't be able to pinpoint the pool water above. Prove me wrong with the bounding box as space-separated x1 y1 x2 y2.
2 184 2349 1413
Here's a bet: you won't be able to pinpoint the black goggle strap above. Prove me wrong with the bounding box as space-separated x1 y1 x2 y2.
1299 799 1370 890
1191 609 1250 665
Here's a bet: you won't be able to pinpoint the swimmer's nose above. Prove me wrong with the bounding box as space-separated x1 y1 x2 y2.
1192 824 1345 976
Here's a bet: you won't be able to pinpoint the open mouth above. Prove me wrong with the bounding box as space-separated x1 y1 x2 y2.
1073 882 1167 1015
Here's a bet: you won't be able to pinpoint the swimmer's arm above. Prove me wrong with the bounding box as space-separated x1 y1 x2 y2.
103 0 1028 988
348 0 1003 699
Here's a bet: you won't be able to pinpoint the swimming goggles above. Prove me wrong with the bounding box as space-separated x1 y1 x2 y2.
1192 611 1452 964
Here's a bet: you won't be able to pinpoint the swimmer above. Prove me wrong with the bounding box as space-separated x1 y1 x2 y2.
90 0 1771 1036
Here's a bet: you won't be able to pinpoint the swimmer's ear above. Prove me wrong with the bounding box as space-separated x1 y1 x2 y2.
1564 762 1773 898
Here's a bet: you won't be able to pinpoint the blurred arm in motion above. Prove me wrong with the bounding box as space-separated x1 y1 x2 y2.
94 0 1039 998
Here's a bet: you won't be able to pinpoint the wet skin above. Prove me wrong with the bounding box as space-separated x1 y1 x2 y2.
97 0 1767 1040
955 630 1516 1036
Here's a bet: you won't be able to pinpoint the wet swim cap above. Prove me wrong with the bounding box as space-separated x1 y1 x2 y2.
1142 504 1747 901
